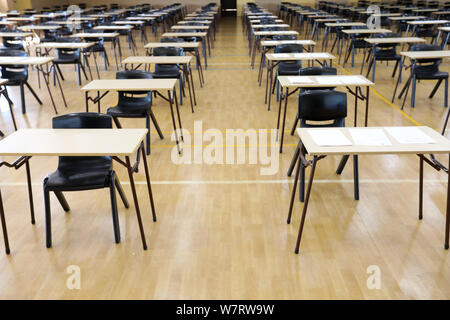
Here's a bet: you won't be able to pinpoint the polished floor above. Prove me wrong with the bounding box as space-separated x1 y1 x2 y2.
0 15 449 299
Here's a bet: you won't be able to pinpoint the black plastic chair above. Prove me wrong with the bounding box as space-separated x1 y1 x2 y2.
152 46 185 105
408 44 449 108
344 26 368 67
0 49 42 114
84 32 110 71
273 43 303 100
106 70 164 155
366 33 401 82
289 66 338 135
287 90 359 202
43 112 129 248
53 37 89 86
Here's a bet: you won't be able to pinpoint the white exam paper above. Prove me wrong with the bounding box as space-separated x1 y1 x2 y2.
309 129 352 146
289 76 314 84
385 127 436 144
349 128 392 146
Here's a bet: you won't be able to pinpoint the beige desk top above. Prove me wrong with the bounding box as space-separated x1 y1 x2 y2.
178 20 211 24
389 16 426 21
81 79 177 91
128 16 155 20
171 25 210 30
18 25 61 30
400 50 450 59
298 126 450 156
315 18 346 23
122 56 192 64
114 20 144 25
251 24 290 29
94 26 133 30
325 22 366 27
364 37 426 44
278 75 374 89
407 20 449 25
261 40 316 47
71 32 119 38
0 56 54 65
144 42 200 49
184 16 214 20
6 17 38 21
0 78 8 85
0 32 32 37
254 30 299 36
162 32 208 37
0 128 147 156
342 29 392 35
266 52 335 61
438 26 450 32
35 42 95 49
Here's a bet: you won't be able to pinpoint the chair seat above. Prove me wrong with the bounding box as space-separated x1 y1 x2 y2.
374 53 401 60
415 70 449 80
107 97 150 118
152 72 181 79
45 156 112 191
278 62 302 75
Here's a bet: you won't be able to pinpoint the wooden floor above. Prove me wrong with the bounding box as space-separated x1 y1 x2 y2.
0 16 449 299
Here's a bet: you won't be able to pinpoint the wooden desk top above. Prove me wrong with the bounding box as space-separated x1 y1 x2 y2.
0 78 8 85
0 128 147 156
266 52 335 61
400 50 450 59
0 32 32 37
81 79 177 91
171 25 210 30
407 20 449 25
122 56 192 64
144 42 200 49
438 26 450 32
389 16 426 21
18 25 61 30
364 37 426 44
178 20 211 24
94 26 133 30
71 33 119 38
325 22 366 27
128 16 155 20
254 30 299 36
278 75 374 89
260 40 316 47
342 29 392 35
0 56 54 65
251 24 290 29
298 127 450 156
162 32 208 37
35 42 95 49
114 21 144 25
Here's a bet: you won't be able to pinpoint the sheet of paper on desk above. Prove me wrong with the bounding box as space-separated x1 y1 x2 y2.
385 127 436 144
289 76 314 84
274 53 290 58
349 128 392 146
316 77 342 85
339 76 364 84
309 129 352 146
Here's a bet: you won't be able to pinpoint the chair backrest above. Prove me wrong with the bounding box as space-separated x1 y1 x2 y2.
410 43 442 65
0 49 28 75
116 69 153 97
272 35 297 40
274 43 303 53
52 112 113 168
160 37 185 43
298 90 347 128
55 37 81 58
